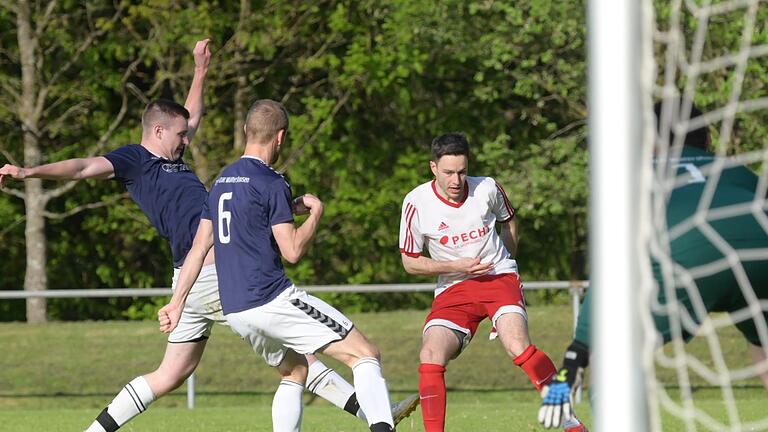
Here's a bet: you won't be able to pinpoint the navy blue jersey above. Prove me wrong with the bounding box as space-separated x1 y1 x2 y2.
104 144 208 267
202 156 294 314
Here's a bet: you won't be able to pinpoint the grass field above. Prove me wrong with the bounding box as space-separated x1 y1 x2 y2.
1 305 765 431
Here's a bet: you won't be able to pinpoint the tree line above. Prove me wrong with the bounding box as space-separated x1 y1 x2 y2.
1 1 765 322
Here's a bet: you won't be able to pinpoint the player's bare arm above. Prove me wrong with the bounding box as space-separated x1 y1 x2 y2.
273 193 323 264
499 217 518 258
184 38 211 142
158 219 214 334
0 157 115 186
401 253 494 276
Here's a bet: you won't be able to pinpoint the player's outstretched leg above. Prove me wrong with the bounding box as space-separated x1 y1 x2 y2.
84 341 206 431
322 328 394 432
306 355 419 425
496 313 589 431
495 313 556 390
85 376 155 432
272 350 308 432
305 355 364 418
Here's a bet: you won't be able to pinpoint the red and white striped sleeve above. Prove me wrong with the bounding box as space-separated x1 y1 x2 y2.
491 179 516 223
398 197 423 257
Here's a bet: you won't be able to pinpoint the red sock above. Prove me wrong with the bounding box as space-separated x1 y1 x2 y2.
419 363 447 432
513 344 556 391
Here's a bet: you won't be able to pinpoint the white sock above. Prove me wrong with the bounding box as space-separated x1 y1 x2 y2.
306 359 355 408
305 358 366 419
84 376 155 432
272 379 304 432
351 357 393 428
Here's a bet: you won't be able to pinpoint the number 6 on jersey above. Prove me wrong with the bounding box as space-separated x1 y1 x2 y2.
218 192 233 244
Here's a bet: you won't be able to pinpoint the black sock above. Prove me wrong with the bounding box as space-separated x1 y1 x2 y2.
96 407 120 432
369 421 394 432
343 393 360 416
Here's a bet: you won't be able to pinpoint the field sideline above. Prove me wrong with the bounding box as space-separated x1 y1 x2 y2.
1 306 765 430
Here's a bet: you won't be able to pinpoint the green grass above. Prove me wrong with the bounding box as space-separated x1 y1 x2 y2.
0 392 593 431
0 306 765 431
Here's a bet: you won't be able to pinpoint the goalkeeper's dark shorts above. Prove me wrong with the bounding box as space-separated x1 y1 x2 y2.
574 259 768 348
652 259 768 346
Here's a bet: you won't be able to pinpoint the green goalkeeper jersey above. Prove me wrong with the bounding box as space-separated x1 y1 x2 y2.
575 146 768 346
665 146 767 267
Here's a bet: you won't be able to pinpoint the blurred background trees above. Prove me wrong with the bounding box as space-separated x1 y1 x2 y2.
1 0 591 321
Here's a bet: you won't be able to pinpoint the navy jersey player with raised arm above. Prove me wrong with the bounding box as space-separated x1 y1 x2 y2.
104 144 207 268
0 39 216 432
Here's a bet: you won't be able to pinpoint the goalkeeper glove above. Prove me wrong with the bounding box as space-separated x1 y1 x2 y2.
538 368 574 429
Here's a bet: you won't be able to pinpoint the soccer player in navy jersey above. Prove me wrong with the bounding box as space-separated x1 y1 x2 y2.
158 99 396 432
0 41 419 431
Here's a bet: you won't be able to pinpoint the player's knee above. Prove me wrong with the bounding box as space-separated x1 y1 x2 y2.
505 339 531 359
145 370 188 397
161 361 198 387
419 345 448 365
356 341 381 361
499 328 531 358
278 366 307 384
276 350 308 382
343 329 381 360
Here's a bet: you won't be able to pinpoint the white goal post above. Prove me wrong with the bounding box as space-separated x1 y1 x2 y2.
591 0 768 431
588 0 649 431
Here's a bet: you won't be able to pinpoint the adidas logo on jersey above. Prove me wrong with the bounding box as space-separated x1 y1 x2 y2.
438 222 449 231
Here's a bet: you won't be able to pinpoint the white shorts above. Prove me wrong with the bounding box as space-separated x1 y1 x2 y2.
226 285 354 367
168 264 226 343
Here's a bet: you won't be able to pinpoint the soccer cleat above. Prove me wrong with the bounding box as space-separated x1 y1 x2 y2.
564 421 588 432
391 393 420 426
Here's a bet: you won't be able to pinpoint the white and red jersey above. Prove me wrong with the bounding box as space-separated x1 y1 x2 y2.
399 176 518 296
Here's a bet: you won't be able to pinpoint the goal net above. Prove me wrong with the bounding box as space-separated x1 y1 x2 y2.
640 0 768 430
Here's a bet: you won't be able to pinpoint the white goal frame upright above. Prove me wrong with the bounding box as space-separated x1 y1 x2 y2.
588 0 651 430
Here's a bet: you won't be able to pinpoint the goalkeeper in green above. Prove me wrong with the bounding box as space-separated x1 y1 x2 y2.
538 100 768 428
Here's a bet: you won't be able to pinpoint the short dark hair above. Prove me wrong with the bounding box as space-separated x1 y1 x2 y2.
653 99 708 150
142 99 190 131
431 132 470 161
245 99 289 144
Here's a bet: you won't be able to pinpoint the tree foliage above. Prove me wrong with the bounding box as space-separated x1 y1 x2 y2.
6 1 760 320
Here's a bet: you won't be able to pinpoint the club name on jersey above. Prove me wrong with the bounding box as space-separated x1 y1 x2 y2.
161 162 191 173
439 225 490 246
215 176 250 184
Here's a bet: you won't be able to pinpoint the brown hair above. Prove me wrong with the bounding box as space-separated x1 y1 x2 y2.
431 132 470 162
141 99 190 132
245 99 289 144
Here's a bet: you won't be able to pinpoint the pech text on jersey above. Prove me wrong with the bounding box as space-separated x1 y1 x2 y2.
439 225 491 246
